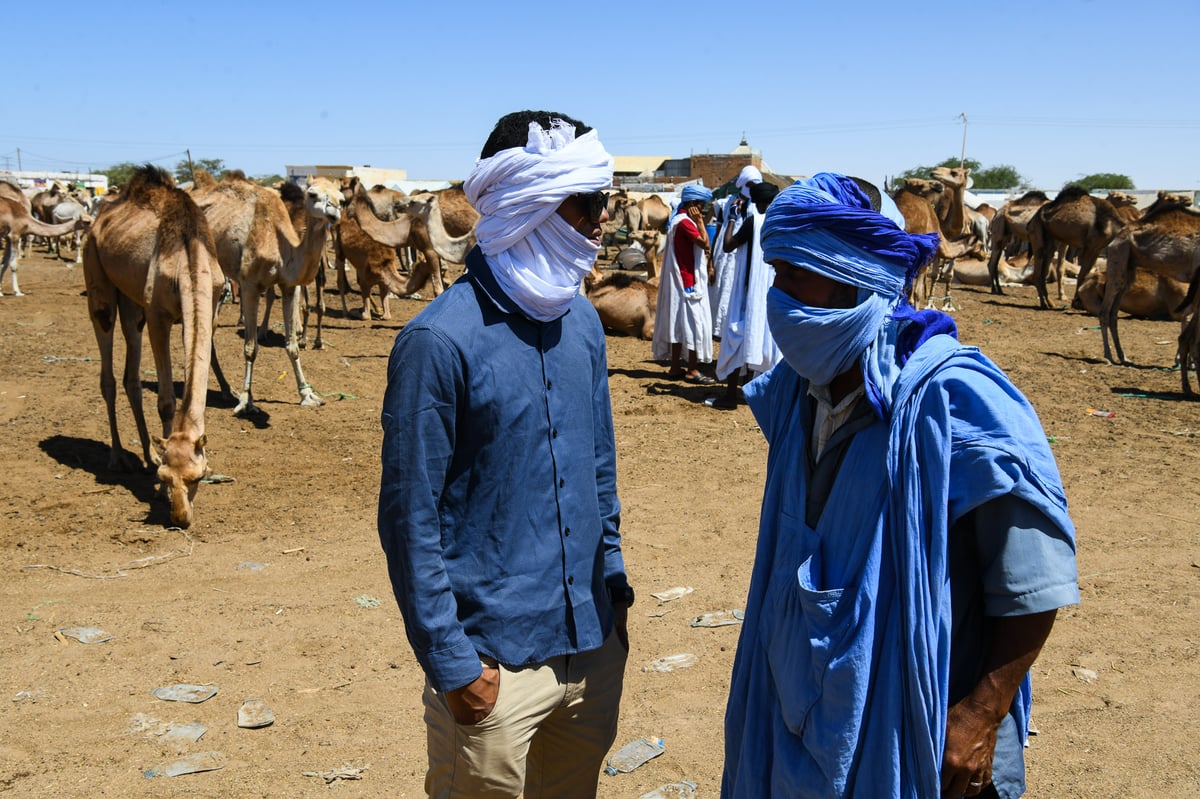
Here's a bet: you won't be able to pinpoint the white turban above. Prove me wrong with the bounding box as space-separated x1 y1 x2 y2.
736 165 763 198
463 120 614 321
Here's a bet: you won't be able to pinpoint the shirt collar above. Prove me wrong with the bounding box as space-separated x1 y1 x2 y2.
464 245 573 324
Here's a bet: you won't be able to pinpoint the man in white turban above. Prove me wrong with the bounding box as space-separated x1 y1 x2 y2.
379 110 633 799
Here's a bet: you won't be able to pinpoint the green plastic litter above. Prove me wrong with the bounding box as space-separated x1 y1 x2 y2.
321 391 358 401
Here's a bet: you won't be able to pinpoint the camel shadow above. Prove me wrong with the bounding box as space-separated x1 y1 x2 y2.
1109 386 1195 403
137 379 239 411
645 380 721 406
38 435 171 525
609 364 672 381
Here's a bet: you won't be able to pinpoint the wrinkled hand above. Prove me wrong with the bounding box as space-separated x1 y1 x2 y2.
444 667 500 725
941 696 999 797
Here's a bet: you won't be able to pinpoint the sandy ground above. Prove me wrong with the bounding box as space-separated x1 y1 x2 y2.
0 249 1198 798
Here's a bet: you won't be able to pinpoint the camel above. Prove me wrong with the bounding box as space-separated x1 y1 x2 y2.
0 198 90 295
1075 260 1189 321
333 209 442 320
0 180 30 212
48 196 90 264
342 182 446 300
1026 186 1126 309
985 191 1051 295
585 254 658 340
400 191 477 265
890 179 973 309
1098 202 1200 365
639 194 672 232
82 165 225 528
189 169 341 414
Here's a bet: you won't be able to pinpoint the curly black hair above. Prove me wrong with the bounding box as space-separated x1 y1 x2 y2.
480 110 592 158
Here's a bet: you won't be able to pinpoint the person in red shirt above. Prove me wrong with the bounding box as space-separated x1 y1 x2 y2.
652 184 717 382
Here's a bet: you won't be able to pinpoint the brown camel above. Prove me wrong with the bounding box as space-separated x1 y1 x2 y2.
890 179 972 309
333 207 443 320
0 198 90 295
1075 261 1189 321
344 183 445 298
585 255 659 340
1099 202 1200 364
189 169 341 415
985 191 1050 295
1027 186 1126 309
399 191 477 265
82 165 226 528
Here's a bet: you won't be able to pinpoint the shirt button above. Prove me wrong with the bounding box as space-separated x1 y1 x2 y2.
558 478 565 488
567 576 574 585
564 527 571 536
552 429 558 439
547 380 553 389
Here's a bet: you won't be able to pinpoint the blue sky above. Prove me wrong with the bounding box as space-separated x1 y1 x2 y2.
5 1 1198 190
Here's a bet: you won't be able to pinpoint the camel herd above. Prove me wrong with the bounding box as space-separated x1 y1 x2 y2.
2 166 1198 528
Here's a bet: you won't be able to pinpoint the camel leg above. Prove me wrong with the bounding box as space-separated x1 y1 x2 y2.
986 237 1005 295
312 258 327 350
146 312 178 443
258 287 276 344
116 295 155 467
379 285 392 320
940 259 956 312
74 231 84 266
281 286 323 407
208 279 235 403
234 287 263 416
86 270 142 471
1099 244 1131 364
335 249 351 319
1054 247 1067 302
1 236 23 296
298 284 310 350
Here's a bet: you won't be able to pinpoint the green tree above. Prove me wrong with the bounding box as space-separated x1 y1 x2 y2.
972 165 1025 190
1070 173 1135 191
174 157 226 182
252 173 285 187
97 161 140 188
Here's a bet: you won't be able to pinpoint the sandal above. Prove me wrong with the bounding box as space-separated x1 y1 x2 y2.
685 373 716 385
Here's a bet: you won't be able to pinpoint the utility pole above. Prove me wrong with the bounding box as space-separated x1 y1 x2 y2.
16 148 22 171
959 113 968 169
186 148 195 181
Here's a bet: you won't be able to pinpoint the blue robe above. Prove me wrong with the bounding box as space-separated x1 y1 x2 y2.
722 334 1077 799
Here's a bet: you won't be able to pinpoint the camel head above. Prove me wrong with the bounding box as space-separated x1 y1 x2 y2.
398 192 437 221
304 177 342 223
1107 191 1138 208
154 432 209 529
1157 190 1193 210
931 166 971 190
902 178 944 198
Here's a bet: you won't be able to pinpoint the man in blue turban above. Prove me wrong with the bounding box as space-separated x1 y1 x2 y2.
721 174 1078 799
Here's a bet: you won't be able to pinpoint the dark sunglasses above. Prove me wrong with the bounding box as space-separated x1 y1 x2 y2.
573 191 609 224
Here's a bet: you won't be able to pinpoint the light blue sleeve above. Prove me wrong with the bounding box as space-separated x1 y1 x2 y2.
973 494 1080 617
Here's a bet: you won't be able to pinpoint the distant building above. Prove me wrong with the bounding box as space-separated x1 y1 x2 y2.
611 138 788 194
285 164 408 187
1 170 109 193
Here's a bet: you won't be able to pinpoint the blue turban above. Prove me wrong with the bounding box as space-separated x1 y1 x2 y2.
680 184 713 204
760 173 940 297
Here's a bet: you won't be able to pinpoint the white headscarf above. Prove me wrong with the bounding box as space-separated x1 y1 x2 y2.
464 119 614 322
736 165 763 198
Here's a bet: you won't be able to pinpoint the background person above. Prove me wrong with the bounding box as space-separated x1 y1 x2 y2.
378 109 634 799
652 183 715 383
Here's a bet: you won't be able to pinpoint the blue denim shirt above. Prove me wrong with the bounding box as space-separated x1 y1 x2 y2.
378 247 626 692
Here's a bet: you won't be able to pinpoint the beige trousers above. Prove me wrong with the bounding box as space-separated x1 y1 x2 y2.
422 630 627 799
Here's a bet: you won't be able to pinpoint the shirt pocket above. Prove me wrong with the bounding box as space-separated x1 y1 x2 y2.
764 550 871 763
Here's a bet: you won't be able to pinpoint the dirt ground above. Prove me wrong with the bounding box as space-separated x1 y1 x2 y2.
1 248 1197 798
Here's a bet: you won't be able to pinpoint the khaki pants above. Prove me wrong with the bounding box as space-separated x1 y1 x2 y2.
423 631 627 799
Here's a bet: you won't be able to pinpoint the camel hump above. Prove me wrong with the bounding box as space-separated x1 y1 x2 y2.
126 164 177 195
278 181 304 205
192 169 217 189
155 189 215 259
1052 185 1091 205
1015 190 1050 205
